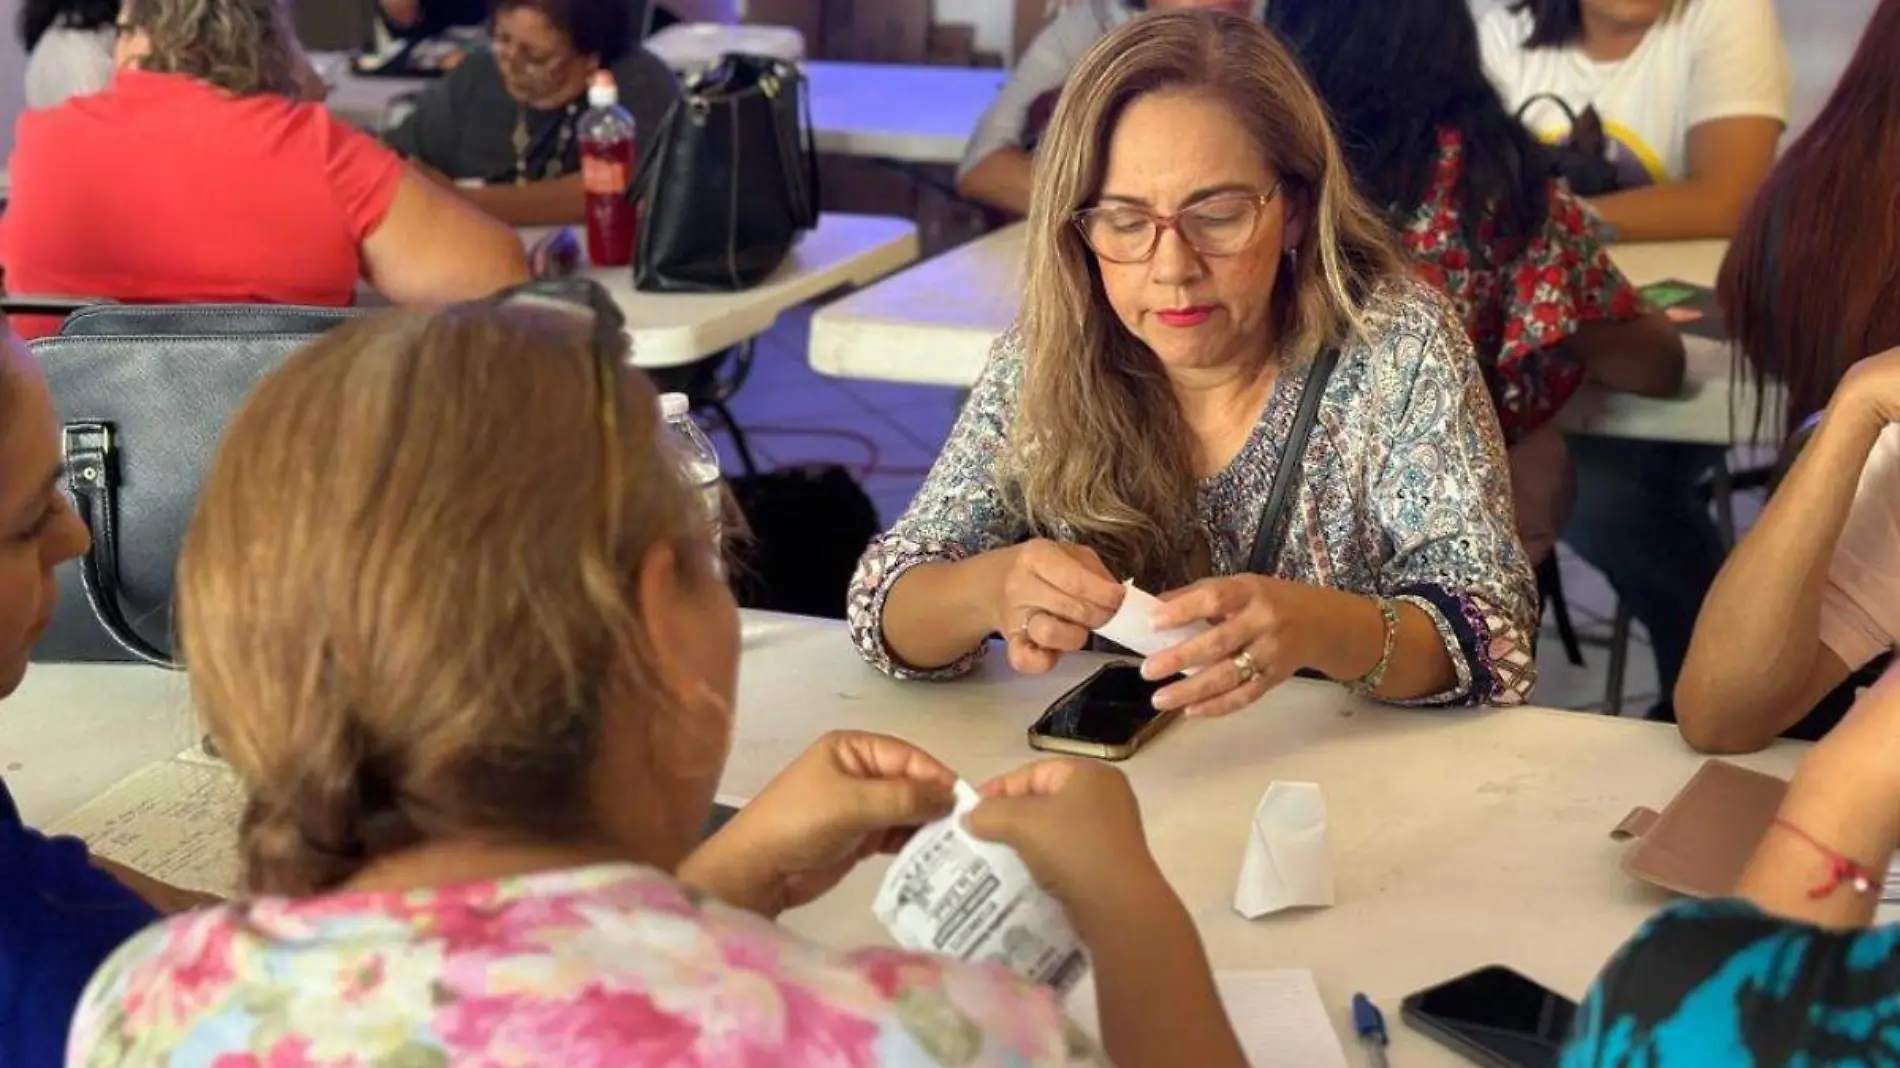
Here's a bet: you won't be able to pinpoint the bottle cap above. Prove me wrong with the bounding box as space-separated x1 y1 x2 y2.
587 70 619 109
659 392 691 419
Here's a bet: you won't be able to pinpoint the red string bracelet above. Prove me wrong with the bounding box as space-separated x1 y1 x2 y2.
1769 819 1881 899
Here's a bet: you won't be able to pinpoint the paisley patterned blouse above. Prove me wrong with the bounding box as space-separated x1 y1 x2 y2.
1562 898 1900 1066
66 864 1103 1068
847 278 1538 707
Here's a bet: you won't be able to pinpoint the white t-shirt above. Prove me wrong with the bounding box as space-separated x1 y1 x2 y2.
1478 0 1789 186
24 26 116 110
1819 425 1900 670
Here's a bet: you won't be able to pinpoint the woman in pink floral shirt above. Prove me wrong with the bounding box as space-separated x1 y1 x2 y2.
65 284 1252 1068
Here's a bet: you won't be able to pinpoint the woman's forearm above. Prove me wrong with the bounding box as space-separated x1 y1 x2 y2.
1589 182 1749 242
1675 403 1886 751
879 551 1014 671
1078 882 1248 1068
1572 314 1687 397
1299 587 1455 700
458 175 586 227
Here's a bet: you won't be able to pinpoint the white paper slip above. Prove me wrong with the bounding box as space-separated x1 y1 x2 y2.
1065 969 1348 1068
872 782 1090 993
1094 580 1211 661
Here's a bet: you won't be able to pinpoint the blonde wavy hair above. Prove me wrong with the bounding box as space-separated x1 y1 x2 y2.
177 305 705 896
120 0 302 97
1013 9 1405 590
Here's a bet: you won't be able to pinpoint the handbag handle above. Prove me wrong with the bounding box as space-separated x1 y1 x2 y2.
1514 92 1584 131
1246 347 1339 575
62 422 177 669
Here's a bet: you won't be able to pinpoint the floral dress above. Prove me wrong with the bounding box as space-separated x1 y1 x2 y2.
66 864 1103 1068
1403 127 1648 445
847 278 1539 707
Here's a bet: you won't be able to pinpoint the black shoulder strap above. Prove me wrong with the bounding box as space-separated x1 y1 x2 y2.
1246 347 1338 575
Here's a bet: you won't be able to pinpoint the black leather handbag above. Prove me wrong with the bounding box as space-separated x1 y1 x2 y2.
18 302 363 667
1514 94 1623 198
632 54 820 293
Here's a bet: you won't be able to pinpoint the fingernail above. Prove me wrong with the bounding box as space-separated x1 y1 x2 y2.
1152 691 1176 711
1140 659 1164 681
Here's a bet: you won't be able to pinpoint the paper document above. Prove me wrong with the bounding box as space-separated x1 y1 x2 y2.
873 782 1089 993
49 745 244 897
1066 969 1348 1068
1094 580 1211 661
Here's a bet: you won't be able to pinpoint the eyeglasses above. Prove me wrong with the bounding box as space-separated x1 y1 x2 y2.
1072 186 1282 265
491 25 573 79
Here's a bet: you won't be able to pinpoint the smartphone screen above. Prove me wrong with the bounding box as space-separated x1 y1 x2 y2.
1403 965 1578 1068
1031 664 1168 747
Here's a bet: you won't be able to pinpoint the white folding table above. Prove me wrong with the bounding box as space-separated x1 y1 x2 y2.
4 611 1838 1067
554 212 920 370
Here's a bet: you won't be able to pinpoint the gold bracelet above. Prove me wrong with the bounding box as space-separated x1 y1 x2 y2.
1347 596 1399 696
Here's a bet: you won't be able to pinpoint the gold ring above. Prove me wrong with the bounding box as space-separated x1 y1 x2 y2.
1014 609 1040 639
1233 650 1260 685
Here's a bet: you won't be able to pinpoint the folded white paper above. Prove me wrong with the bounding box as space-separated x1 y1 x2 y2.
872 782 1091 993
1235 781 1335 919
1094 580 1211 661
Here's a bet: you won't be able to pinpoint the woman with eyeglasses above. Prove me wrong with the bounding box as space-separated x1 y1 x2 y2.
0 0 529 342
852 10 1537 713
386 0 680 227
62 287 1253 1068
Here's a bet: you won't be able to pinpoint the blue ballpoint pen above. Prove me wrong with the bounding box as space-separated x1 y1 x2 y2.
1352 993 1392 1068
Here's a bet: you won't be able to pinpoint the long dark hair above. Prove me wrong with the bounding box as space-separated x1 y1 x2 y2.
18 0 119 50
1266 0 1548 256
1719 0 1900 439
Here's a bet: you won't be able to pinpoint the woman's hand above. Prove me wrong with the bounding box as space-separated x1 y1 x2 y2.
1139 575 1324 716
994 540 1126 675
964 758 1177 935
678 732 957 918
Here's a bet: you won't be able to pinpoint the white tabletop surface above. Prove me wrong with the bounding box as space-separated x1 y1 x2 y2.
542 213 920 368
810 225 1777 445
320 56 999 165
1 611 1819 1065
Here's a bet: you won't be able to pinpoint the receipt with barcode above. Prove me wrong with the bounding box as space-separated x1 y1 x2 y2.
872 782 1090 993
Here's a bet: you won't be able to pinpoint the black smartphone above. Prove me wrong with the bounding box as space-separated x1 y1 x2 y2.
1401 965 1578 1068
1027 662 1178 761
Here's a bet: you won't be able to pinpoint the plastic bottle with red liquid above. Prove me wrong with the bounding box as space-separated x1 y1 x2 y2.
578 70 637 267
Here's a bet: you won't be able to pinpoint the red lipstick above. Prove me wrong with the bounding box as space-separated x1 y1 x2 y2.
1155 305 1215 328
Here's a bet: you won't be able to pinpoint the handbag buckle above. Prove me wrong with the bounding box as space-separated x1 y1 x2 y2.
61 422 114 492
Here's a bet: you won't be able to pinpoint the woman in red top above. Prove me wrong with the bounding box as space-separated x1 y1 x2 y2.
1 0 528 340
1267 0 1684 571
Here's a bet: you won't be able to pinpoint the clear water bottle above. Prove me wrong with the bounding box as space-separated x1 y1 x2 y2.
660 392 725 560
577 70 637 267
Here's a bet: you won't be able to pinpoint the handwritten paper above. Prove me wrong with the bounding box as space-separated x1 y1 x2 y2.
49 746 244 897
1065 969 1348 1068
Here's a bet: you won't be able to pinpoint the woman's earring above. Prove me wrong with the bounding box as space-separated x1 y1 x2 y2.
1286 246 1300 272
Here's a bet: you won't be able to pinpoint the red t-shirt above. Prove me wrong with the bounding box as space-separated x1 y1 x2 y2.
1 70 404 340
